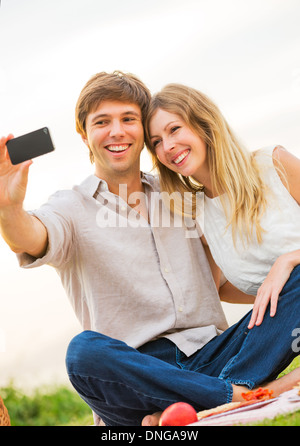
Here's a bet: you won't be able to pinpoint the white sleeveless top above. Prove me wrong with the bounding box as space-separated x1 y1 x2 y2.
200 146 300 295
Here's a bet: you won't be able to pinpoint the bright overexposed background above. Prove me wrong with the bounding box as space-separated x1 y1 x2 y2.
0 0 299 389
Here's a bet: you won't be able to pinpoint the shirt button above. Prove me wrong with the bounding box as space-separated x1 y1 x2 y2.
164 267 169 273
178 306 183 312
121 205 126 211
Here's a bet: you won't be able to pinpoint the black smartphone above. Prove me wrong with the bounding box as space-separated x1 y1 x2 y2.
6 127 55 165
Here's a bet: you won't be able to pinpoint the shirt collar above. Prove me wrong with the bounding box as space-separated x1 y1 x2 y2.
78 175 105 197
78 172 156 198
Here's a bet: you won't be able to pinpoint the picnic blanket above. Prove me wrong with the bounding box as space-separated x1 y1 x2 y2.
190 387 300 426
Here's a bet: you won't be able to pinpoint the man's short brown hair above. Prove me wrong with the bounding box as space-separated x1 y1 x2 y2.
75 71 151 148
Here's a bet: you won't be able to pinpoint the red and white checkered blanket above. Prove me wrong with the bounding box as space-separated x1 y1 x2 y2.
191 387 300 426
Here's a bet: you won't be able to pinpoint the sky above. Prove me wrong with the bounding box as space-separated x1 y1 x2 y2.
0 0 300 389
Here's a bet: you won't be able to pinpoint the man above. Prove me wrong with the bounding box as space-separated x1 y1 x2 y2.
0 71 299 426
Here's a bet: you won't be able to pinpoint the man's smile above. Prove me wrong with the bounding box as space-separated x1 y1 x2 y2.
105 144 131 153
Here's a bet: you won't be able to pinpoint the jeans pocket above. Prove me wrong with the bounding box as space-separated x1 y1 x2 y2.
175 347 190 369
175 329 249 375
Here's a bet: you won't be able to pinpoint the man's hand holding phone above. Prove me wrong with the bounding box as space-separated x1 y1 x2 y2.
0 128 55 209
0 134 33 210
0 129 53 257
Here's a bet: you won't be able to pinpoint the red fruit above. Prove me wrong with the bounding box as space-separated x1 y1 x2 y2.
159 402 198 426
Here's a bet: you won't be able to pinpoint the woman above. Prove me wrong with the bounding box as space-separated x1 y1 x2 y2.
140 84 300 426
145 83 300 330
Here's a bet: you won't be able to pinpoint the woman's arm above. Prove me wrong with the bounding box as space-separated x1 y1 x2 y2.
248 248 300 329
219 280 255 304
273 145 300 204
247 146 300 329
201 235 255 303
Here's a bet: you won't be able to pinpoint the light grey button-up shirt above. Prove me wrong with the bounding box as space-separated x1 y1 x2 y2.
17 173 228 356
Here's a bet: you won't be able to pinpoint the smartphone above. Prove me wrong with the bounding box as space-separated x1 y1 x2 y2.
6 127 55 165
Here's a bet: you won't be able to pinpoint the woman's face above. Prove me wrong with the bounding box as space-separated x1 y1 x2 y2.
148 108 208 180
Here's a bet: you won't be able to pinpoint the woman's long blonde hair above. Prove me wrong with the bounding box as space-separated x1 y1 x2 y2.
145 84 267 245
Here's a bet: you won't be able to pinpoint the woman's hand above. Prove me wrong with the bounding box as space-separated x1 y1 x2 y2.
248 251 300 329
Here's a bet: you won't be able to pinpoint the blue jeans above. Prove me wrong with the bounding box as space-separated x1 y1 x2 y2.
66 265 300 426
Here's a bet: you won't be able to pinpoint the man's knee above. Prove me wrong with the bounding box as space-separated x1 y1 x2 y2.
66 330 112 376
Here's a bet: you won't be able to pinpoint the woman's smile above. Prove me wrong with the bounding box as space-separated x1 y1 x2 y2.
172 149 191 165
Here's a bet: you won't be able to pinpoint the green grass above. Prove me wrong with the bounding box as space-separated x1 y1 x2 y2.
1 356 299 426
0 383 93 426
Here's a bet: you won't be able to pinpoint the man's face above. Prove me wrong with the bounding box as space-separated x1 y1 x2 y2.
83 101 145 182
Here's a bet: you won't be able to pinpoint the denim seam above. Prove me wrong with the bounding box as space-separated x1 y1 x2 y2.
225 378 255 389
175 347 185 369
218 332 256 389
223 379 233 404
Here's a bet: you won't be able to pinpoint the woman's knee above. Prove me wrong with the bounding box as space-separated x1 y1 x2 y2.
281 264 300 300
